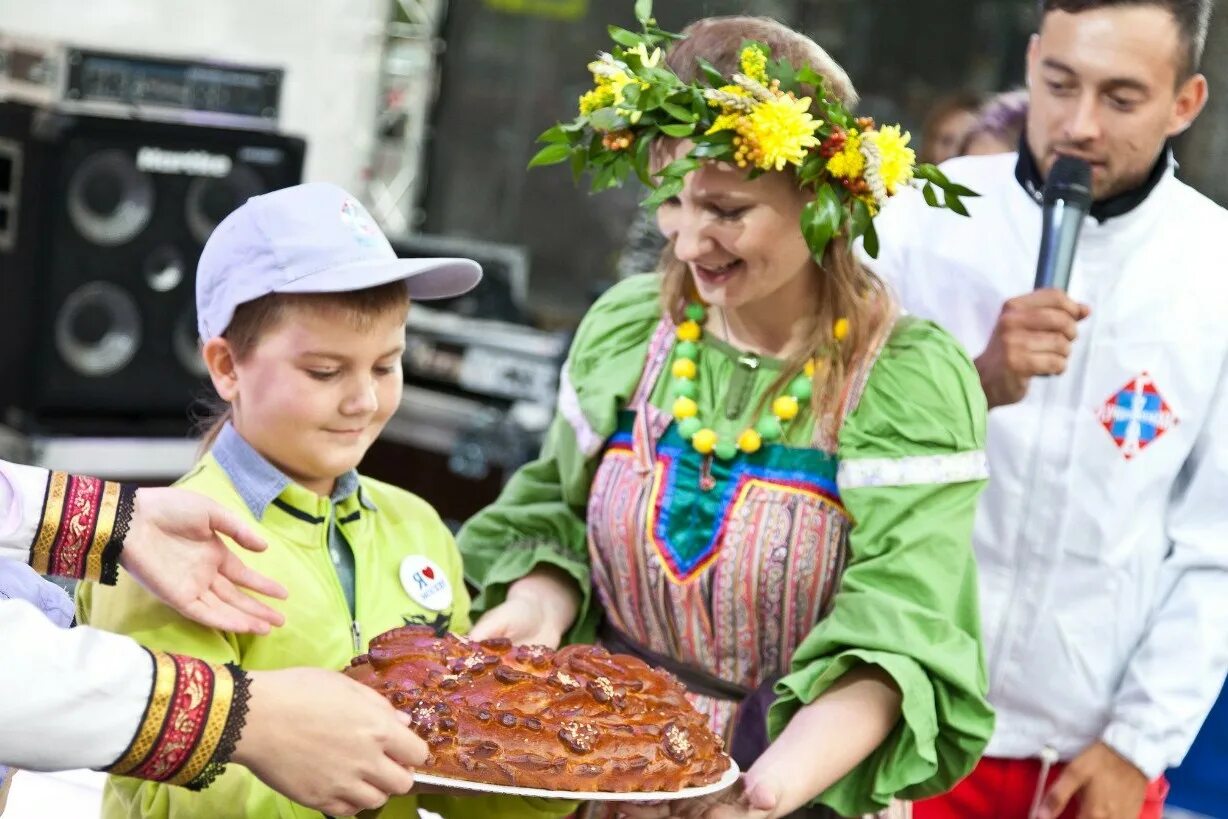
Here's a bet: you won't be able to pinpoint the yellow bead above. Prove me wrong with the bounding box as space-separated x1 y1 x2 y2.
737 429 763 454
691 428 718 454
672 396 698 420
676 320 702 343
772 395 800 421
803 359 816 378
833 317 850 342
671 358 697 380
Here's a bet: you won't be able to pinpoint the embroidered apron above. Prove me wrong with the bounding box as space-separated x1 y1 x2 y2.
581 315 896 818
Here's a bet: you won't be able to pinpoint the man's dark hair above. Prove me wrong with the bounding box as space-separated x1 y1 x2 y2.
1039 0 1213 77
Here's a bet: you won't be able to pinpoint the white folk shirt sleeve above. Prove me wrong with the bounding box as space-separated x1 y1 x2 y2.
0 460 51 562
1103 357 1228 780
0 598 152 770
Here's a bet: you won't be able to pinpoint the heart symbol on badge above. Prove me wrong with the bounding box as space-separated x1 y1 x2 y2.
422 566 435 580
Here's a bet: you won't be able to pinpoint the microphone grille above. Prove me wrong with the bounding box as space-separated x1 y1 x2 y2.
1044 156 1093 208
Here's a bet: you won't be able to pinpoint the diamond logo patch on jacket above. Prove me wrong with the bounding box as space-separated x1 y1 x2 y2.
1095 372 1178 459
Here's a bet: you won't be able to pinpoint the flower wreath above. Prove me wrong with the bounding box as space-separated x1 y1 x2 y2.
530 0 976 260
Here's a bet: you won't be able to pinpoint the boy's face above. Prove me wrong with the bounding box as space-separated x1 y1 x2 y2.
220 302 407 496
1025 5 1207 201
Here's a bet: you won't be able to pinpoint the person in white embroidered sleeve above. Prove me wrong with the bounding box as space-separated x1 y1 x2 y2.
0 458 429 816
865 1 1228 818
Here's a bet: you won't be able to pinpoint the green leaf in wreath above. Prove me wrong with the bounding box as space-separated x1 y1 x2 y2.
588 107 629 132
659 123 696 138
633 134 654 186
642 176 684 209
608 25 643 48
801 184 844 261
528 143 571 168
661 156 701 177
661 101 699 122
635 0 653 25
862 218 880 258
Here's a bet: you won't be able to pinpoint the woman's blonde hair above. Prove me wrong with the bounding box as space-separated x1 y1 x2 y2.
196 281 411 451
658 16 894 434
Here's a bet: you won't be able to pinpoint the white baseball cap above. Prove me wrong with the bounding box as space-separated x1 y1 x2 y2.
196 182 482 339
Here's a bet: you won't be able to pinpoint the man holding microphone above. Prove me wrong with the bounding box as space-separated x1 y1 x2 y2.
868 1 1228 817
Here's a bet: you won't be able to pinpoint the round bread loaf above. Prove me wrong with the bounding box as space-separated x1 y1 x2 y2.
344 625 731 792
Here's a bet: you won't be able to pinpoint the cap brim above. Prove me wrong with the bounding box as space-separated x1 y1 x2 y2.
276 257 482 301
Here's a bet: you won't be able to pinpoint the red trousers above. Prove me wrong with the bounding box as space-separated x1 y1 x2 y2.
912 756 1169 819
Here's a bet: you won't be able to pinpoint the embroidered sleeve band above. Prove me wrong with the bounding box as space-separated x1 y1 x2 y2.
105 650 250 790
28 472 136 584
837 450 989 489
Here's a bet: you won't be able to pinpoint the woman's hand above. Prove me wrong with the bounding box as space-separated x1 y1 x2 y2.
467 566 580 648
617 771 783 819
120 487 288 634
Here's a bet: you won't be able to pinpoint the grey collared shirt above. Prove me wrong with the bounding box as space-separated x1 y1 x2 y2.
211 422 373 616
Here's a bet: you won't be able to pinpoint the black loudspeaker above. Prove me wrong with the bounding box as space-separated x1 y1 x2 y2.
0 101 305 434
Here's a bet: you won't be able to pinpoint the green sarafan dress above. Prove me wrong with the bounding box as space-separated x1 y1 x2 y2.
458 274 995 816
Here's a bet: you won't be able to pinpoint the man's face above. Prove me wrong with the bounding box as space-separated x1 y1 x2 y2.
1026 6 1207 200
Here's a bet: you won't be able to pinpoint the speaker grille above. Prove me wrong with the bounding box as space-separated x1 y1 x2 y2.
0 137 20 252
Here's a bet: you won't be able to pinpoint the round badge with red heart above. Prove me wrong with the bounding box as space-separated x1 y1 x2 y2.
399 556 453 611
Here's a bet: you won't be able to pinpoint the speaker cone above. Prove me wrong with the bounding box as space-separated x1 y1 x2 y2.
186 164 264 245
54 282 142 377
67 150 155 246
143 245 186 293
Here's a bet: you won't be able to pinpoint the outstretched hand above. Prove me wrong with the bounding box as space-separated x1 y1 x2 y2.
617 771 782 819
119 487 287 633
467 566 580 648
235 668 427 816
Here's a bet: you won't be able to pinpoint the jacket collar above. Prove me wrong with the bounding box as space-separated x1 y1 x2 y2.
211 422 376 522
1013 131 1171 223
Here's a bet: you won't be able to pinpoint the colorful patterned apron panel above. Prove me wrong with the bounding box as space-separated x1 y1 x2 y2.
585 311 896 739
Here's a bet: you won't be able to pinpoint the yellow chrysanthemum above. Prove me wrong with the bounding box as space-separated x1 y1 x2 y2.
705 112 742 136
826 131 865 180
579 86 616 115
740 95 820 171
740 46 769 84
864 125 916 194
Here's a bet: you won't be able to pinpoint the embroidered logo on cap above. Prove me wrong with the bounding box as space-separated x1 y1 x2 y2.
1095 372 1178 459
340 196 380 246
399 556 452 611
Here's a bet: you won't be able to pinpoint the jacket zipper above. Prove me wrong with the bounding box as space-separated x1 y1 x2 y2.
323 504 361 655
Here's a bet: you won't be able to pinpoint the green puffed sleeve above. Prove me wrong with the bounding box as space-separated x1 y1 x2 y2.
457 274 664 643
767 317 994 815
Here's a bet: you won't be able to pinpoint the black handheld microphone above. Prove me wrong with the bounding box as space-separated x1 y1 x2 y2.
1033 156 1092 292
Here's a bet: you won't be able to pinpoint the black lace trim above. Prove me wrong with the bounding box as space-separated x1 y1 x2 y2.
186 665 252 791
100 484 138 585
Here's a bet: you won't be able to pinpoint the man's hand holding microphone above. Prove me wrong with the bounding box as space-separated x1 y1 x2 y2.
976 156 1093 408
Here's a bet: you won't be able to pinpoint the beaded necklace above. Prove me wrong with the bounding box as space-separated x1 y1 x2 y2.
669 302 845 460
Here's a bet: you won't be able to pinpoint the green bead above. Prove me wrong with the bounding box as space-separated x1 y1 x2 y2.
675 341 699 361
673 378 698 399
787 375 813 401
684 302 706 322
756 416 783 441
677 417 703 440
714 440 738 461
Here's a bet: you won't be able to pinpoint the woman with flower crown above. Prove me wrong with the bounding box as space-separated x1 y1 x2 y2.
457 8 993 818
